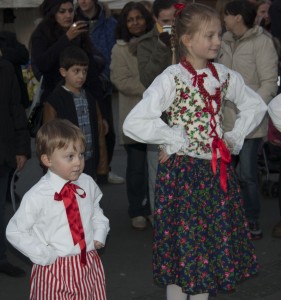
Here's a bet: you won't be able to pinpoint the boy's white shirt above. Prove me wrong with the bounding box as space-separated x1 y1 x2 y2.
123 63 267 157
6 170 110 266
268 93 281 132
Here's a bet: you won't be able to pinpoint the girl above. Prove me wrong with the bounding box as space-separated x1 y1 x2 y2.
123 3 266 300
110 2 154 230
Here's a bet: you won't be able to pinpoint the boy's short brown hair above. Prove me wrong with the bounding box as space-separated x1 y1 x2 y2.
36 119 86 159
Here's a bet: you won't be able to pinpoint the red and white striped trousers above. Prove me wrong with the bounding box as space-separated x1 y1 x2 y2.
30 250 106 300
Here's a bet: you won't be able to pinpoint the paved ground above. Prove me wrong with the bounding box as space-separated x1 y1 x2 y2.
1 96 281 299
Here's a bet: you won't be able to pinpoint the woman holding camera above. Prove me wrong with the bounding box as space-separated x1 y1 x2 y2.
30 0 105 109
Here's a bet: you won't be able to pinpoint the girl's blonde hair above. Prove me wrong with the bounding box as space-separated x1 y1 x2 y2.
173 3 220 60
36 119 86 159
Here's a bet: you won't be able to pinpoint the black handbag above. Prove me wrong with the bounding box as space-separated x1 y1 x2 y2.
27 76 43 138
27 103 43 138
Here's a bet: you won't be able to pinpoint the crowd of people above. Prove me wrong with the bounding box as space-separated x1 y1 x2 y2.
0 0 281 299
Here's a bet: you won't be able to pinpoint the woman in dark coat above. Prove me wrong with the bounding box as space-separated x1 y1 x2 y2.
30 0 106 115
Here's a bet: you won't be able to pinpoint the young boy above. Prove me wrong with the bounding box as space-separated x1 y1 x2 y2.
6 119 109 299
43 46 108 181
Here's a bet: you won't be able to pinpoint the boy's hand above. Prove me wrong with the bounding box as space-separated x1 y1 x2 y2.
159 149 170 164
94 241 104 249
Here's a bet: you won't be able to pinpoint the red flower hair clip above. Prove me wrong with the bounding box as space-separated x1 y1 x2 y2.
174 2 186 16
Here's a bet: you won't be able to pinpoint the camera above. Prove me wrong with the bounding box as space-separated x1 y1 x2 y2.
162 25 172 35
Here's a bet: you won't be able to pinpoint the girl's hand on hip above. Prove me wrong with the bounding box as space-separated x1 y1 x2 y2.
159 149 170 164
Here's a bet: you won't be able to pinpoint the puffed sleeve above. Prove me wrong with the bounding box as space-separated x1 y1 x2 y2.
224 70 267 154
268 94 281 132
123 70 189 155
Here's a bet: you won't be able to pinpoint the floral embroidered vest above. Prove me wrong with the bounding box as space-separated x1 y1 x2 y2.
166 74 229 156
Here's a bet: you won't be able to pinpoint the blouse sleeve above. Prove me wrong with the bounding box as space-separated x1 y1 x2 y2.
224 70 267 153
123 70 189 155
268 94 281 132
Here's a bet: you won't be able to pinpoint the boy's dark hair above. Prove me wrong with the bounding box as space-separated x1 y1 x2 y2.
224 0 256 28
152 0 179 18
116 2 154 42
59 46 89 70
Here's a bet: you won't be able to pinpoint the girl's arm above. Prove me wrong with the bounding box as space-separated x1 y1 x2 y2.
123 70 189 155
268 94 281 132
224 70 267 153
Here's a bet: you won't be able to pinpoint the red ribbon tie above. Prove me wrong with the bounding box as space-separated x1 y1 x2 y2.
54 181 87 265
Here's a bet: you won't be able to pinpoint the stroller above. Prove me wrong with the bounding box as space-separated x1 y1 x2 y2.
258 118 281 198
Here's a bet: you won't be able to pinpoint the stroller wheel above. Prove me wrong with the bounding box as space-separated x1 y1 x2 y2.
269 181 279 198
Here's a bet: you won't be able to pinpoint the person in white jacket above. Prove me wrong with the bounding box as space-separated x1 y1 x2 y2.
6 119 109 300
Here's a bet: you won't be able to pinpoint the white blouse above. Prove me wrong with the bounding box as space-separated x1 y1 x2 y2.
268 93 281 132
123 63 267 159
6 171 110 266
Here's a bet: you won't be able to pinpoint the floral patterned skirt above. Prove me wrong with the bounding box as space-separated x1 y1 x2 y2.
152 155 258 295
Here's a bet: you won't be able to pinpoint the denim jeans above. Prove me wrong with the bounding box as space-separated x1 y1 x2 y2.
0 168 11 263
124 143 150 218
236 138 262 222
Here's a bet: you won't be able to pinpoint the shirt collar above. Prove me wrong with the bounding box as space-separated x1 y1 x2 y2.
46 170 78 193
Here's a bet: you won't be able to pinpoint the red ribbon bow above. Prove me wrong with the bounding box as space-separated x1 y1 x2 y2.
192 73 207 87
174 3 186 16
211 137 232 192
54 181 87 265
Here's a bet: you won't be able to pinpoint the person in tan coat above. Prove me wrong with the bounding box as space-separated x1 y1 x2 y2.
110 2 154 230
218 0 279 240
